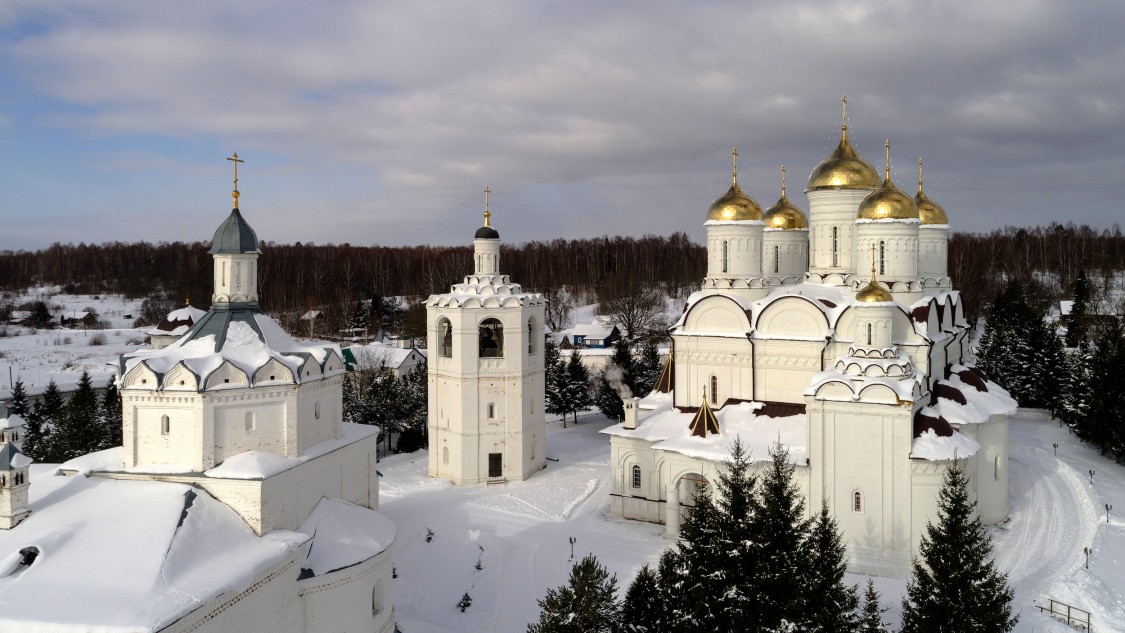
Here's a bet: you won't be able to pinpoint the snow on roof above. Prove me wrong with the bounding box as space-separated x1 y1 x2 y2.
0 443 31 470
350 343 422 370
299 497 396 577
676 283 853 331
931 365 1018 425
147 304 206 336
1060 300 1074 316
804 369 921 401
0 414 25 431
602 401 807 464
300 310 322 320
910 428 981 460
0 469 306 632
571 322 615 339
203 423 378 480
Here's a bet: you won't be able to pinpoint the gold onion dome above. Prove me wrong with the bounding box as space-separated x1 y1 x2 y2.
857 140 919 220
763 165 808 229
806 96 880 191
915 158 949 225
707 147 762 221
856 244 893 303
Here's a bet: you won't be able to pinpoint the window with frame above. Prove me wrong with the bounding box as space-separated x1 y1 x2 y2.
832 226 839 267
853 491 863 513
879 241 886 275
710 375 718 406
632 465 642 488
721 240 729 273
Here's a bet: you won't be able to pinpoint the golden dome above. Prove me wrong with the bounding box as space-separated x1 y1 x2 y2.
763 165 808 229
856 280 893 303
857 140 919 220
915 158 949 225
707 148 762 221
806 97 880 191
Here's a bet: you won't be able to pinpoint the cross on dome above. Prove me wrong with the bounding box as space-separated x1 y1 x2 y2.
226 153 245 209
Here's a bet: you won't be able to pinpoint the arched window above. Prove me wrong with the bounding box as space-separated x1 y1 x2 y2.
831 226 839 267
372 579 385 616
161 415 170 435
879 241 886 275
438 317 453 358
774 245 780 273
1 475 6 486
721 240 729 273
710 376 718 406
853 491 863 513
994 455 999 480
314 401 321 420
632 465 642 488
15 472 23 485
866 322 873 346
443 446 449 465
479 318 504 358
245 411 256 432
527 317 537 354
487 403 495 419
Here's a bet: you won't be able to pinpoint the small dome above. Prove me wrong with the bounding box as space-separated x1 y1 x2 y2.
856 280 893 303
707 183 762 222
763 192 808 230
475 225 500 239
208 208 259 254
857 178 919 220
915 191 948 225
807 133 880 191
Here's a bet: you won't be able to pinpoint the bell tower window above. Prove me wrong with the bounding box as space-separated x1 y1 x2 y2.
438 318 453 358
479 318 503 358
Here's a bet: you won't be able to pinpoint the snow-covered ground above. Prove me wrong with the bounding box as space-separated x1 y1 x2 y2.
381 410 1125 632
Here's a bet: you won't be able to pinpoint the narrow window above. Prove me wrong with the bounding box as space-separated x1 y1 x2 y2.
632 465 642 489
442 446 449 465
994 455 999 480
867 322 873 346
487 403 495 419
439 317 453 358
879 241 886 275
721 240 729 273
222 262 227 286
479 318 504 358
245 411 256 432
853 491 863 513
372 579 385 616
314 401 321 420
774 245 780 273
0 475 5 486
161 415 170 435
831 226 839 267
710 375 718 406
527 318 537 354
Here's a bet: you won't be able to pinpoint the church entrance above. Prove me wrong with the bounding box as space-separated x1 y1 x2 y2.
488 453 503 478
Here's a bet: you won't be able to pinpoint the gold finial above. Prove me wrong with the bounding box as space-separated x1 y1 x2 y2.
185 296 190 306
226 153 245 209
483 185 491 227
780 164 787 198
870 243 878 282
883 139 891 181
841 95 848 136
917 157 924 195
732 147 739 186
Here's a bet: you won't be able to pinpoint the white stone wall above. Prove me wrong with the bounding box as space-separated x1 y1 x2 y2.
807 189 872 279
212 253 260 305
299 544 395 633
853 219 920 283
761 229 809 279
918 224 949 281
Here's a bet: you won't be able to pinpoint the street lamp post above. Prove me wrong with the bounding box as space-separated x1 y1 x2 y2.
1107 504 1114 524
569 537 576 561
1053 443 1059 456
1083 546 1090 569
1089 469 1095 485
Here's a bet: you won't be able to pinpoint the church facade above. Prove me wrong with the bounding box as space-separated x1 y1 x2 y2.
426 195 548 484
604 104 1015 576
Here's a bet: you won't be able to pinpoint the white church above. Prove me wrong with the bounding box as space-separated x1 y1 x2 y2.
603 101 1017 577
0 168 397 633
425 191 548 485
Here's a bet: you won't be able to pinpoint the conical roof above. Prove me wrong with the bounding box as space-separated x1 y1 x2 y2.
208 208 259 254
688 394 720 438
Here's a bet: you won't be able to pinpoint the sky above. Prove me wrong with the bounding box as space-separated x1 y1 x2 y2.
2 0 1124 251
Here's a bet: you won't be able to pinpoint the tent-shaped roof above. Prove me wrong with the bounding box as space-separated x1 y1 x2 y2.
688 395 720 438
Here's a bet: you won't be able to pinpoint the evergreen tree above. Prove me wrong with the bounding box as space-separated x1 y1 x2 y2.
341 371 361 423
901 464 1017 633
1066 268 1090 347
544 339 569 422
100 381 123 449
562 350 593 425
14 380 47 460
976 280 1027 396
620 564 662 633
33 380 64 462
750 441 811 630
1059 344 1094 435
51 371 101 461
1028 316 1066 412
1085 320 1125 459
7 380 30 418
594 339 634 422
857 580 889 632
631 344 661 399
349 297 370 331
395 361 428 452
527 554 621 633
803 500 859 632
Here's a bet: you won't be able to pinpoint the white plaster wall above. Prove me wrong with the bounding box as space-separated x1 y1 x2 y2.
762 229 809 278
753 339 825 403
706 222 764 279
299 546 395 633
212 253 260 305
214 401 286 462
918 225 949 280
853 220 920 282
807 189 872 278
125 393 203 469
956 415 1009 525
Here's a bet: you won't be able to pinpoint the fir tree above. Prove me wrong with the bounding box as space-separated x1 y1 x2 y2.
1059 344 1094 435
395 361 428 452
631 344 661 399
100 381 123 449
33 379 64 462
803 500 859 632
1085 320 1125 459
341 371 361 423
750 441 811 630
857 580 889 632
15 380 46 460
562 349 593 425
7 380 30 418
51 371 101 461
544 339 569 422
901 464 1017 633
594 339 635 422
1066 268 1090 347
620 564 662 633
527 554 621 633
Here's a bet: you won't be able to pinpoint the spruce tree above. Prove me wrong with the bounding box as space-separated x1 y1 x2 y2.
901 464 1017 632
52 371 101 461
544 339 568 422
620 564 662 633
631 344 661 399
14 380 46 460
803 500 859 632
7 380 30 418
527 554 621 633
750 441 811 630
1059 344 1094 436
562 350 593 425
1085 320 1125 458
34 379 64 462
857 580 889 632
395 361 428 452
100 381 123 449
594 339 635 422
1066 268 1090 347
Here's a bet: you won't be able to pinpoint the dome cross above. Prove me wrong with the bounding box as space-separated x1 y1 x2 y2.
483 185 492 227
226 153 245 209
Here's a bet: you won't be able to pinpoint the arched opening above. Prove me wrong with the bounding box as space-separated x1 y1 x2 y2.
479 318 504 358
487 403 495 419
372 578 385 616
721 240 729 273
710 375 718 406
879 241 886 275
161 415 170 435
853 490 863 513
438 317 453 358
245 411 256 432
527 317 537 354
994 455 999 480
631 464 642 489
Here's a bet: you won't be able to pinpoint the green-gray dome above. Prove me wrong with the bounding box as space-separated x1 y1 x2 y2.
208 208 259 254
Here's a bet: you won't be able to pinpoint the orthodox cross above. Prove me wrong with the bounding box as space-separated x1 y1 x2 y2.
732 147 739 185
483 185 491 226
841 94 848 132
780 164 787 197
884 139 891 180
227 153 245 208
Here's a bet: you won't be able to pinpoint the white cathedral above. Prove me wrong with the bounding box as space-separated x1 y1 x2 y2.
603 102 1017 577
0 170 397 633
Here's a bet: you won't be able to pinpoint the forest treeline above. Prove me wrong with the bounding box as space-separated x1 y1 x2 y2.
1 223 1122 331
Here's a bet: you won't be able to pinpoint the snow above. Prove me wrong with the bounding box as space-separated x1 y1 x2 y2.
203 423 378 479
601 401 807 463
8 452 32 469
0 466 305 632
933 365 1018 425
909 428 981 460
1 414 25 430
59 447 124 475
299 497 396 576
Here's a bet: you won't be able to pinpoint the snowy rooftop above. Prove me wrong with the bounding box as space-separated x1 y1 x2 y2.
602 399 807 464
147 304 206 336
299 497 396 577
0 467 307 632
348 343 423 371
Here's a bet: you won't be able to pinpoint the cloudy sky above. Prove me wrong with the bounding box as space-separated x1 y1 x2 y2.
2 1 1123 250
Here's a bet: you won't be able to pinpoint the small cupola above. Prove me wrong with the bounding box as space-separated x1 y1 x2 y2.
807 96 880 192
763 165 808 230
914 158 949 225
857 140 919 221
706 148 762 222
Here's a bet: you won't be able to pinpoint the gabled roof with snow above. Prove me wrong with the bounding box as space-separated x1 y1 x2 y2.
349 343 425 370
147 304 206 336
0 443 31 470
0 414 25 431
571 322 617 339
0 469 305 632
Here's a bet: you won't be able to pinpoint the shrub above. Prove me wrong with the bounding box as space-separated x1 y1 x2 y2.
89 333 107 346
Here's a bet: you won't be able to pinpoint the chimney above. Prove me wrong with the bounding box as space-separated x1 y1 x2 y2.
623 397 641 430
